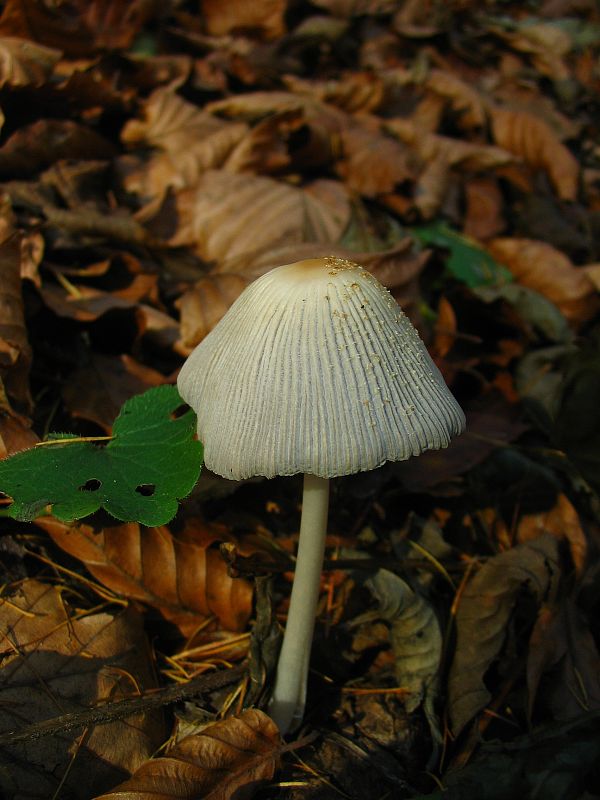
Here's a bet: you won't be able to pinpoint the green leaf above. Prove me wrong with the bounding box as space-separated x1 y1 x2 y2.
0 386 203 526
410 221 512 288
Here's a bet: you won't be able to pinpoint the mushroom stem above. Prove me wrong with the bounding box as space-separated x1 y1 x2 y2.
269 473 330 733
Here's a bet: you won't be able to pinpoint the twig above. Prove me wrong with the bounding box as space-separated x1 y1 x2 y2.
0 664 245 747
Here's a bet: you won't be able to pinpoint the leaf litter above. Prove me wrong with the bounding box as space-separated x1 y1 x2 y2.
0 1 599 798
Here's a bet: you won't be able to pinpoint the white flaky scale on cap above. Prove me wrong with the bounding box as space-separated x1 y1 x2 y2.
178 256 465 481
177 256 465 734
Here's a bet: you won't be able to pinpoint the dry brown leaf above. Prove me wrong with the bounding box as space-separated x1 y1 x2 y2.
448 535 560 736
200 0 286 39
122 88 248 196
486 237 599 323
337 120 417 197
584 263 600 290
0 413 38 457
176 273 251 353
0 35 60 87
205 90 308 121
36 516 253 636
432 296 457 359
169 170 350 263
490 106 579 200
387 119 513 217
62 354 167 431
311 0 398 14
516 493 587 575
215 237 428 312
0 118 116 179
283 71 387 113
463 176 506 240
0 579 164 799
495 22 572 81
95 708 280 800
0 0 155 54
0 205 31 411
223 109 301 174
123 88 227 152
424 68 487 130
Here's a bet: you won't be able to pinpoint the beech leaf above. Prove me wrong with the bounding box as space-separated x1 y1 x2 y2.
94 708 281 800
36 516 254 635
0 385 203 526
448 535 560 736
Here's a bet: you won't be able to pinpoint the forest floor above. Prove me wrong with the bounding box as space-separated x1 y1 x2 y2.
0 1 600 798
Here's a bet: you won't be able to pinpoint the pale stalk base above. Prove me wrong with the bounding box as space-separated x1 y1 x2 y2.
269 474 330 734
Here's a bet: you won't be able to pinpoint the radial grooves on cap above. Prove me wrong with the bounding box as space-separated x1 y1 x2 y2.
177 261 465 480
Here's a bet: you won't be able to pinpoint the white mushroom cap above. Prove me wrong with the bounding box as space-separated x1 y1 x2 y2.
178 257 465 480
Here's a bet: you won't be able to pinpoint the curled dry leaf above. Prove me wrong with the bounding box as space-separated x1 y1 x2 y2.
36 516 253 636
95 708 280 800
494 22 572 81
283 71 387 114
486 237 599 324
424 68 488 130
169 170 350 263
366 569 442 714
200 0 287 39
176 273 251 353
223 109 301 175
448 535 560 736
0 35 61 87
490 106 579 201
0 579 164 799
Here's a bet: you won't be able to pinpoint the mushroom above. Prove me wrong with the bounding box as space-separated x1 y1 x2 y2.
177 256 465 733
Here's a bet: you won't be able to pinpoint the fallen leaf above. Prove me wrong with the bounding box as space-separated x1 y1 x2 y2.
494 21 572 81
0 35 60 87
0 119 116 179
463 176 506 240
62 353 167 431
169 170 350 263
336 119 417 197
176 272 251 353
490 106 579 201
0 0 156 55
448 535 560 736
95 708 280 800
365 569 442 714
37 516 254 635
486 237 599 323
200 0 286 39
516 493 587 574
0 207 32 411
0 413 38 457
0 579 164 799
424 69 488 130
527 598 600 721
283 71 387 113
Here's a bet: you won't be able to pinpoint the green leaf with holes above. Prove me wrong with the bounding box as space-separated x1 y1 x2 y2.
0 385 203 526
